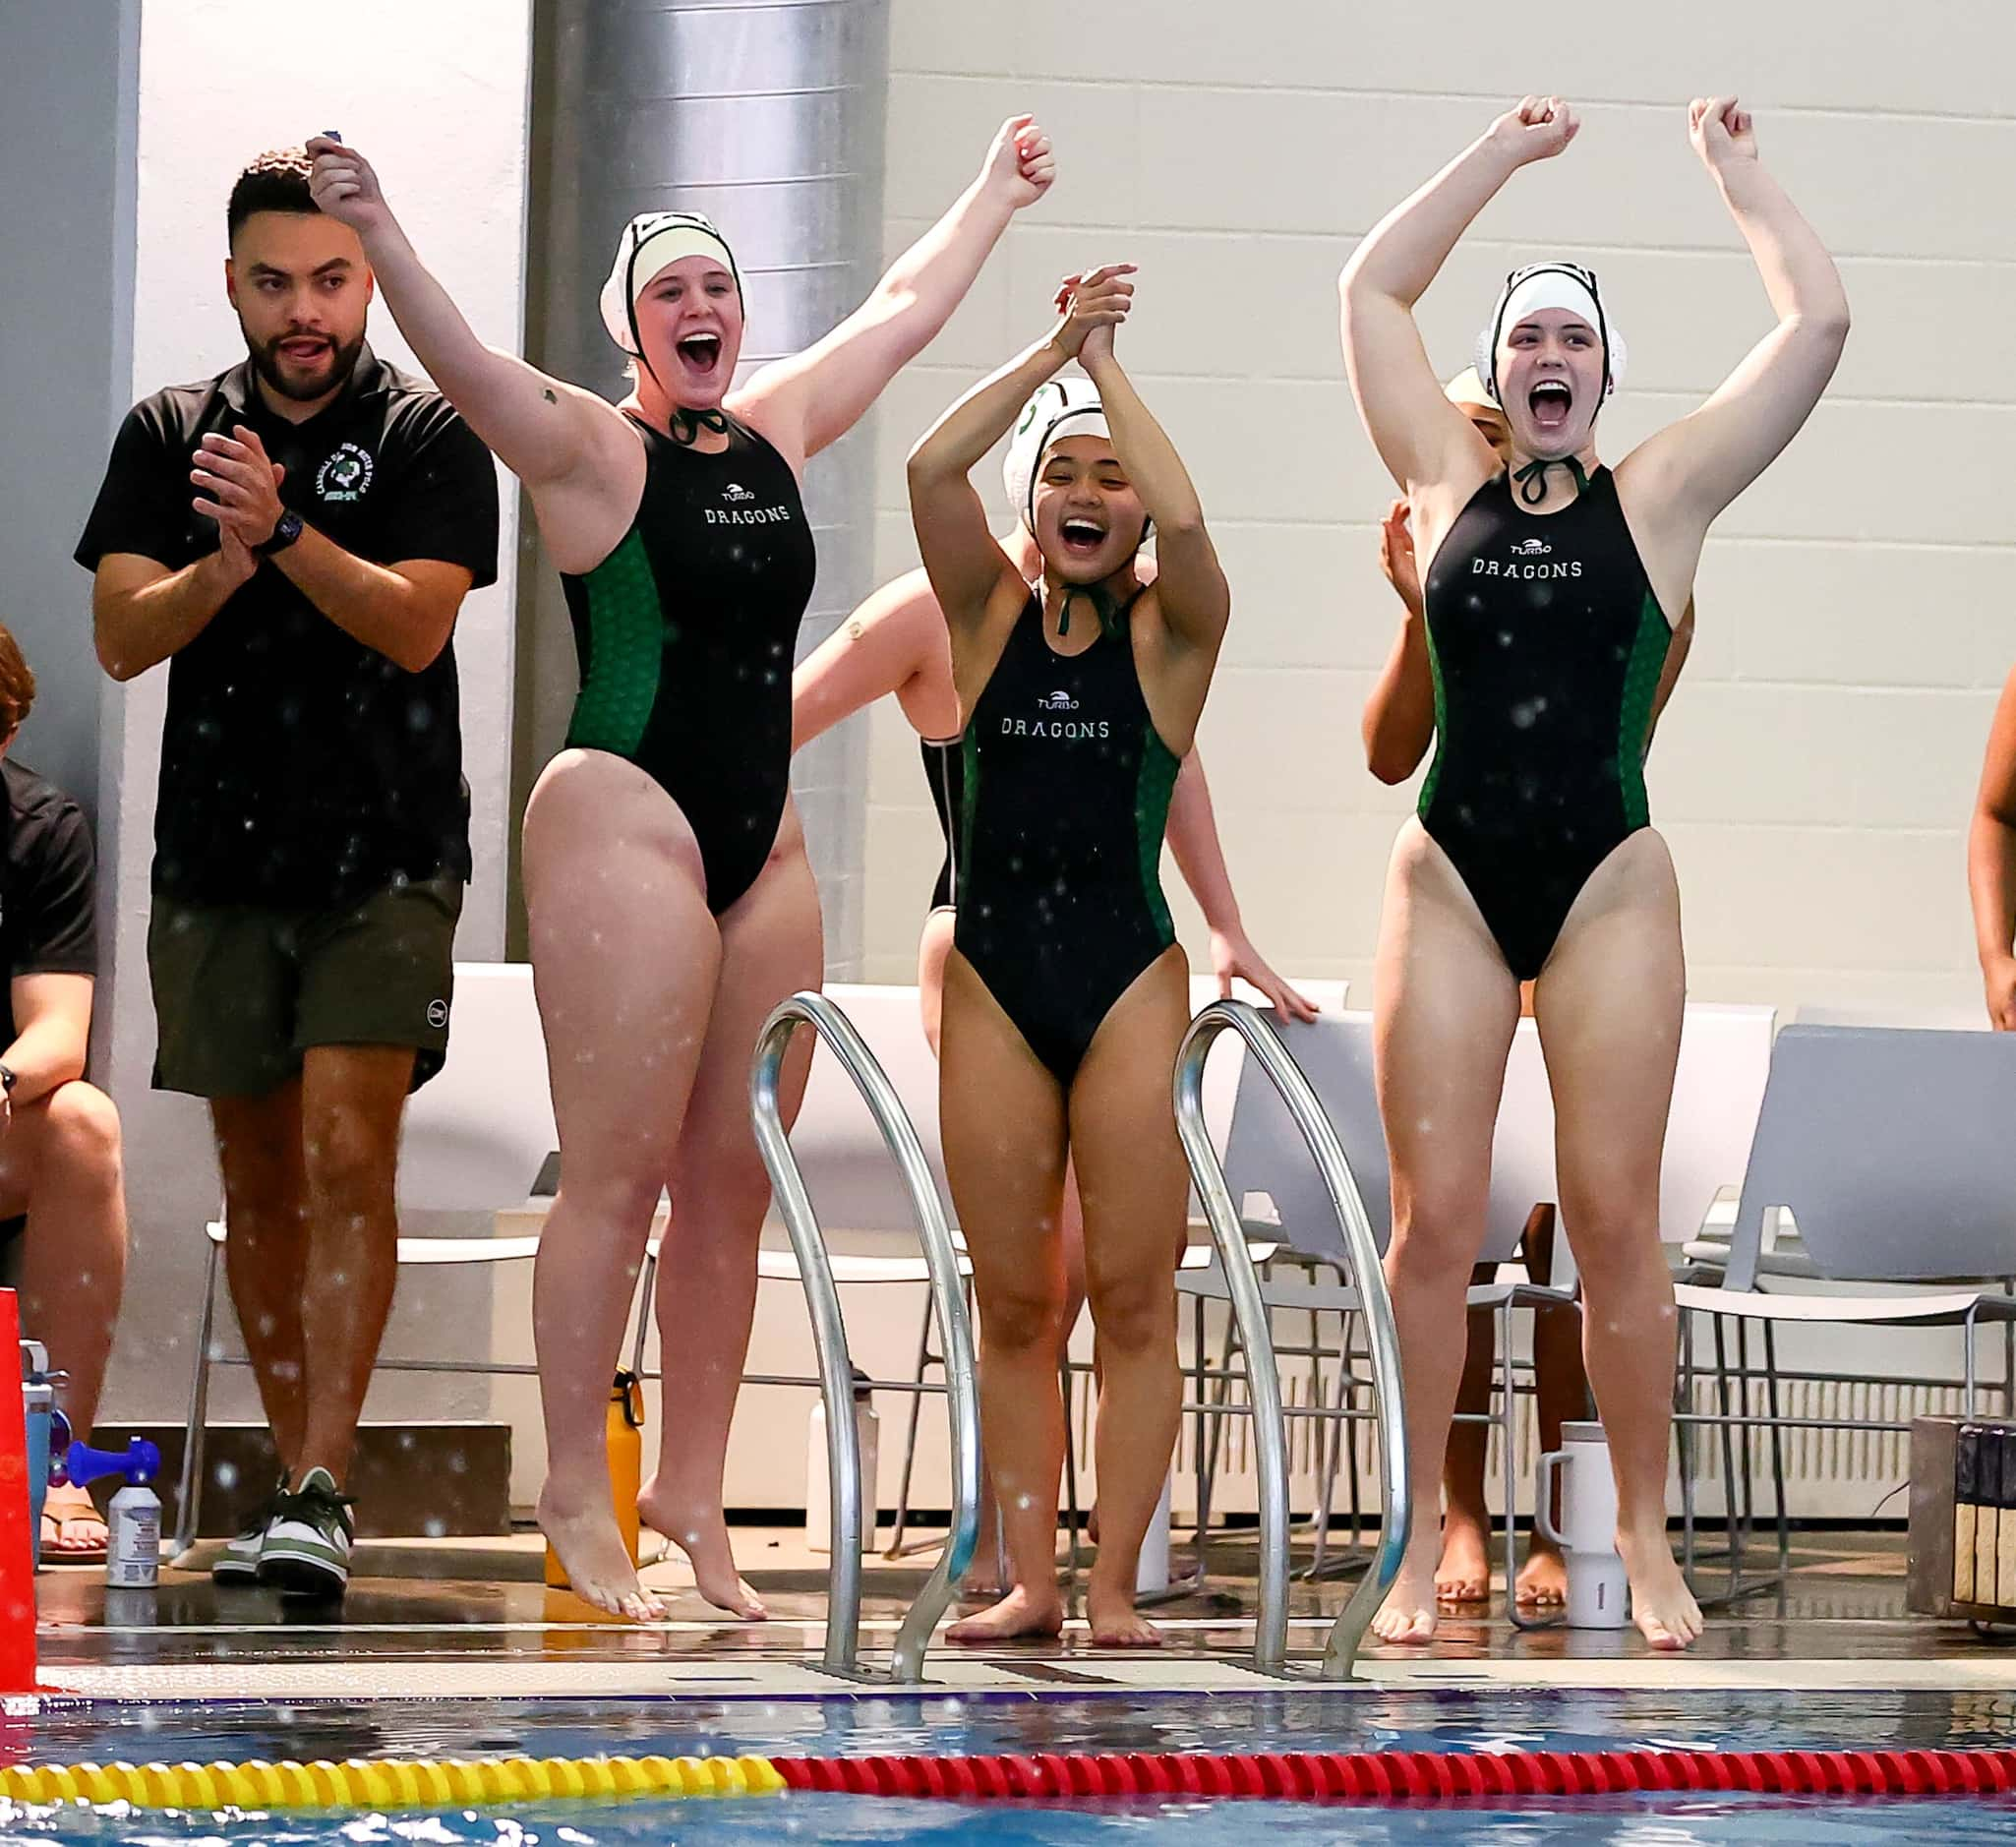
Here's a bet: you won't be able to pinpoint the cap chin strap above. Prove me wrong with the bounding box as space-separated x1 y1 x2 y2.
1512 453 1589 506
666 405 729 447
1051 568 1146 641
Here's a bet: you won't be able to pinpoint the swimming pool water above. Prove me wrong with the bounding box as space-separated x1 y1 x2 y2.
7 1690 2016 1846
7 1788 2016 1846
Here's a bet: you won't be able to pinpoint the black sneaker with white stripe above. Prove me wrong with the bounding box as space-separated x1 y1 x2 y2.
254 1468 354 1598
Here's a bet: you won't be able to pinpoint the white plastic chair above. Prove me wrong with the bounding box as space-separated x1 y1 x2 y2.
1673 1024 2016 1590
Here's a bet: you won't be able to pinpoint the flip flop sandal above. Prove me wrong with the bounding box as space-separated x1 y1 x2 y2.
40 1512 109 1565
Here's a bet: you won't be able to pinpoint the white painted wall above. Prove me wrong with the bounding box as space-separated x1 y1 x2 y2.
859 0 2013 1018
92 0 532 1423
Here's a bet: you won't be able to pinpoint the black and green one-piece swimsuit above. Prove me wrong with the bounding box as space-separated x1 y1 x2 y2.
954 591 1181 1084
1418 464 1675 980
559 411 816 915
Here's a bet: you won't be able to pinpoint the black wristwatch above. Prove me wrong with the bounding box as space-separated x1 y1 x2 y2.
257 508 304 557
0 1063 17 1096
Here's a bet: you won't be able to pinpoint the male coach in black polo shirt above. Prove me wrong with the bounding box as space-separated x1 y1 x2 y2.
77 148 499 1601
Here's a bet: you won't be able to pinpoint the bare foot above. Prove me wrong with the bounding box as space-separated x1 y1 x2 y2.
1616 1527 1703 1651
1370 1542 1442 1644
637 1478 766 1620
538 1483 666 1623
1087 1578 1162 1648
1514 1540 1568 1609
1086 1501 1101 1547
40 1483 108 1557
1434 1513 1491 1604
946 1584 1065 1644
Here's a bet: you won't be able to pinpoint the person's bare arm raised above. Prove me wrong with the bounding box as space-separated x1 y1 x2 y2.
1078 312 1229 661
907 267 1134 642
1362 499 1438 783
1971 665 2016 1031
791 570 945 751
1339 99 1577 496
1623 99 1849 526
307 136 622 492
741 117 1055 469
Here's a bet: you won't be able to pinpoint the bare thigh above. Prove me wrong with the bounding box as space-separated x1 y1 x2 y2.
670 801 825 1207
1532 829 1686 1245
917 909 957 1058
939 949 1072 1333
1375 820 1521 1255
523 749 721 1196
1067 944 1192 1325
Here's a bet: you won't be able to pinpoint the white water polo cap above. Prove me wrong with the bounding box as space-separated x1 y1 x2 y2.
1474 261 1627 403
1003 378 1113 530
598 211 741 356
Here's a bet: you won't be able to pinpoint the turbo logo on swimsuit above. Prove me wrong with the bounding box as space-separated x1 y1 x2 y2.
1473 540 1583 581
1001 692 1111 741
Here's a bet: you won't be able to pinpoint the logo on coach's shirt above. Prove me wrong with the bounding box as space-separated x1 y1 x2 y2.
316 442 375 503
705 479 791 526
1038 690 1079 712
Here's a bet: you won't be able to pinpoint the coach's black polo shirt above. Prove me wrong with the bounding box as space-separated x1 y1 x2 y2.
0 759 96 1044
75 345 498 909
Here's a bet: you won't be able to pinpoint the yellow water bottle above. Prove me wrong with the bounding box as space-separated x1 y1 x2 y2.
545 1369 644 1588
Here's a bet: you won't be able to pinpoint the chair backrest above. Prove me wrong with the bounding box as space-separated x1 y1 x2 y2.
1216 1001 1777 1275
1219 1011 1544 1269
1219 1011 1393 1264
1725 1024 2016 1288
776 983 953 1236
400 964 557 1215
1654 1003 1777 1246
1794 1001 1987 1032
1183 979 1350 1174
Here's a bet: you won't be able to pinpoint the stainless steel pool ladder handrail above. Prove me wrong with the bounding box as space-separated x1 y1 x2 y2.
748 990 981 1683
1173 1000 1410 1679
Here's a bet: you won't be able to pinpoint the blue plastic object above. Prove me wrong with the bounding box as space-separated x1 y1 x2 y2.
63 1437 160 1490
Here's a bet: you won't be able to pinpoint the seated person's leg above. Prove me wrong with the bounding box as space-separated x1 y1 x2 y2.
0 1082 130 1556
1517 1207 1588 1609
1437 1286 1498 1604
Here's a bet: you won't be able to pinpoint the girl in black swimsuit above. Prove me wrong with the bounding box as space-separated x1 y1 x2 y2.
1339 95 1846 1651
908 268 1231 1648
310 117 1058 1624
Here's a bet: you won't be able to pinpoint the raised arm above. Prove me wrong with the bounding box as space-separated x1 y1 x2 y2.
1971 664 2016 1030
1362 499 1438 783
1339 99 1577 493
1165 749 1318 1021
1079 328 1228 656
741 117 1054 464
792 569 946 750
307 136 619 489
907 269 1131 633
1626 100 1849 523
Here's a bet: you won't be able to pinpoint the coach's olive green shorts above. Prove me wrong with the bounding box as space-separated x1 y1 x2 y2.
148 875 463 1099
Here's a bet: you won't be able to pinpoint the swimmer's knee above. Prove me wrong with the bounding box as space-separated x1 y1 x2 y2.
556 1168 666 1233
979 1285 1068 1357
1386 1204 1487 1284
1083 1264 1175 1356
